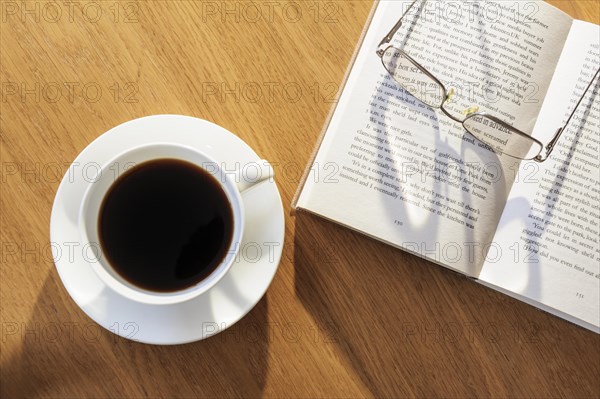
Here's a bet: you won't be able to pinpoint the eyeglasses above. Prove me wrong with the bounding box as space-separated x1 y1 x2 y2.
376 0 600 162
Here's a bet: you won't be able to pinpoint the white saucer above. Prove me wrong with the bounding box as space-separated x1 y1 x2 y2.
50 115 285 345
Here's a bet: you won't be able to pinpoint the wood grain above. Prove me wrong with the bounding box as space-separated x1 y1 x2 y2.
1 1 598 398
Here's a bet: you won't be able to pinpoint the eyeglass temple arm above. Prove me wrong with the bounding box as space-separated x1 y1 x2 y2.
539 66 600 161
376 0 420 56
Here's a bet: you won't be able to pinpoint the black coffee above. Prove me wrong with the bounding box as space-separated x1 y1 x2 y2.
98 159 234 293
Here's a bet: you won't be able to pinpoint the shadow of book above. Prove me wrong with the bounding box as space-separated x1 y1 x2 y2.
293 211 597 397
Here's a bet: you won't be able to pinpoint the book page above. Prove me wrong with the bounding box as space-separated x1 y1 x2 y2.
479 20 600 332
297 1 573 276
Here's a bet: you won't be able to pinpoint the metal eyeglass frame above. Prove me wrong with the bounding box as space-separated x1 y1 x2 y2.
376 0 600 162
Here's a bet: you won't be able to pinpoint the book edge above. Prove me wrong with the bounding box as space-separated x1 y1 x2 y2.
477 279 600 334
296 206 478 278
291 0 381 212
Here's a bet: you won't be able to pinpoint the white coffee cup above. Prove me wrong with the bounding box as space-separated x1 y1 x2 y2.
78 142 274 305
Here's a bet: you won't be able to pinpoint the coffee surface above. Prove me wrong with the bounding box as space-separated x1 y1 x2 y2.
99 159 234 292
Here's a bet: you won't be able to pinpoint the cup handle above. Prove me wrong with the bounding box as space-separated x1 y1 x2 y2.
235 160 274 194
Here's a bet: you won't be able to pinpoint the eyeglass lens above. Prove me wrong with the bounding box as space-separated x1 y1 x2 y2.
463 114 543 160
381 47 445 108
381 46 542 160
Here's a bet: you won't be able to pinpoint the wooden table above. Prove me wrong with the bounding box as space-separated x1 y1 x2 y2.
1 1 599 397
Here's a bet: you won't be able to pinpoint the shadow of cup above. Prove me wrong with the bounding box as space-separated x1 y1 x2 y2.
1 272 271 398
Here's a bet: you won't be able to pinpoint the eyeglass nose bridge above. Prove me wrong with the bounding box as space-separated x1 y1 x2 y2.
439 102 467 124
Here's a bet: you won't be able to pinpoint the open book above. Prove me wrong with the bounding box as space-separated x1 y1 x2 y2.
293 0 600 332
